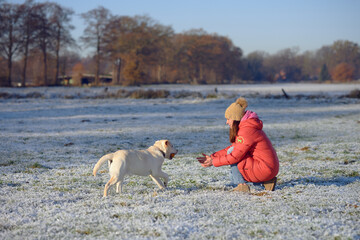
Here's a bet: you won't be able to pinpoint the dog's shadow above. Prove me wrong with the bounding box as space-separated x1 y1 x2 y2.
277 175 360 190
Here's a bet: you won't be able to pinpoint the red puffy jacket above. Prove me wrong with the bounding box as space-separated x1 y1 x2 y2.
211 118 279 183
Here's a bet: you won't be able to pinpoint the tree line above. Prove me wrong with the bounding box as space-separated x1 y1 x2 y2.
1 1 359 87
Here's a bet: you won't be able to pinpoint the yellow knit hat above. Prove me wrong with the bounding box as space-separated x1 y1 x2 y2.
225 97 248 121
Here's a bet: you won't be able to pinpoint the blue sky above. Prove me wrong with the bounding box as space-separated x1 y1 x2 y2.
10 0 360 55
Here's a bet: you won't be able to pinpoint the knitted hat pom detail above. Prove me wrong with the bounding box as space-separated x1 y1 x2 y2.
224 97 248 121
236 97 248 109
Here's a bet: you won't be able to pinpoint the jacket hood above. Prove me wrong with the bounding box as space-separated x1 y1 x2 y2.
241 110 258 122
239 117 263 130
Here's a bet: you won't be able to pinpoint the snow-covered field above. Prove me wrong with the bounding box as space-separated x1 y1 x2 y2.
0 83 359 239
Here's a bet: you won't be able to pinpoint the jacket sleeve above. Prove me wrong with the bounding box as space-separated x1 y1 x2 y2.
211 145 231 159
212 135 254 167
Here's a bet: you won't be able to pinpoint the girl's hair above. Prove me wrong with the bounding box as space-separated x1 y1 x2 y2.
229 120 240 143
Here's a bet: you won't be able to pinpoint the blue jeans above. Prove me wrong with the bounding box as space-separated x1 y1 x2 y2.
230 163 247 185
227 147 246 185
227 146 261 187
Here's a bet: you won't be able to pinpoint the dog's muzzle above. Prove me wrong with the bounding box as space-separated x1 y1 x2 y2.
170 151 177 159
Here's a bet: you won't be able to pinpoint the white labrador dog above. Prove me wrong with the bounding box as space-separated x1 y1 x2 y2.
93 140 178 197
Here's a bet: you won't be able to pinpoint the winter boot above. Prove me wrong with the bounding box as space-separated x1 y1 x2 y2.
263 177 277 191
231 183 250 193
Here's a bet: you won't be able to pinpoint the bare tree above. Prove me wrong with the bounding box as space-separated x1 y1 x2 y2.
0 2 22 86
31 2 55 85
102 16 129 85
49 3 75 85
103 15 175 85
59 50 80 78
17 0 38 87
81 6 111 86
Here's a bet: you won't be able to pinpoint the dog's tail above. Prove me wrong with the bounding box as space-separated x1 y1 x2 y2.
93 153 114 176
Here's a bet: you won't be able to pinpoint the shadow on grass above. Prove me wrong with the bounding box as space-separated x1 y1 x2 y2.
278 176 360 189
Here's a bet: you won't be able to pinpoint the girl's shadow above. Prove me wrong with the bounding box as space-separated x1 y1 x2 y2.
277 176 360 190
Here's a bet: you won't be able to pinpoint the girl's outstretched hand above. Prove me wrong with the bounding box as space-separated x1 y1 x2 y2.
197 153 213 167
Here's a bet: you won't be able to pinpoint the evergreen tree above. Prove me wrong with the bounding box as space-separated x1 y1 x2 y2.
319 64 331 81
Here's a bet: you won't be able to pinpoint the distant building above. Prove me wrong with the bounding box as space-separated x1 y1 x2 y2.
58 74 113 86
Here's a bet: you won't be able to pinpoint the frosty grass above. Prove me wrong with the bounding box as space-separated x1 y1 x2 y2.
0 83 359 239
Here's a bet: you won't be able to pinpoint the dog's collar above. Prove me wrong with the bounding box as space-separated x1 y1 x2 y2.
159 150 166 157
155 147 166 157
